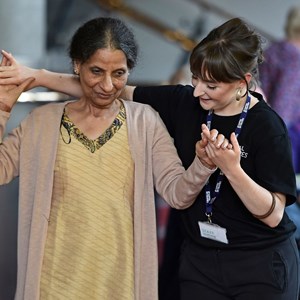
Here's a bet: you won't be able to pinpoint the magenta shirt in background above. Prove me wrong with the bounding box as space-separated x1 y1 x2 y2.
259 40 300 127
259 40 300 173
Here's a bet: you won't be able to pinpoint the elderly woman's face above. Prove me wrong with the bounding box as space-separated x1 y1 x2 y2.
77 48 129 108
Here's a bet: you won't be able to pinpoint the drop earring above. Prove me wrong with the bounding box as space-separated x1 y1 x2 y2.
236 88 243 101
73 64 79 75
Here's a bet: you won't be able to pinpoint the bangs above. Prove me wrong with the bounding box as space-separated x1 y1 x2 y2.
190 43 242 83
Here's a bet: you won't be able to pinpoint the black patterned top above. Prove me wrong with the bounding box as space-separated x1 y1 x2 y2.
60 102 126 153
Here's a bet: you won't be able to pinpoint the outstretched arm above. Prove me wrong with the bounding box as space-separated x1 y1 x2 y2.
0 50 82 97
0 50 136 100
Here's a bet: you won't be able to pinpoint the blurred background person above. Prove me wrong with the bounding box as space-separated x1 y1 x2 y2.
259 6 300 175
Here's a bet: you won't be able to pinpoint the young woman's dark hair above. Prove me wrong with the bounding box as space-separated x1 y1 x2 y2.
190 18 264 92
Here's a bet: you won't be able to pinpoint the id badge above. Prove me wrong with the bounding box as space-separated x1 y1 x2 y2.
198 221 228 244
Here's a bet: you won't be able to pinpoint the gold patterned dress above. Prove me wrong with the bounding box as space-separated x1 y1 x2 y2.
40 103 135 299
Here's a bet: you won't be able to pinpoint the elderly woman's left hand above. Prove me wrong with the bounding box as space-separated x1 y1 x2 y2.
205 131 241 175
196 124 232 170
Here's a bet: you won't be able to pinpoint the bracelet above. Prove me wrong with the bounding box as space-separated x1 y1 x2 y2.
252 192 276 219
0 102 12 112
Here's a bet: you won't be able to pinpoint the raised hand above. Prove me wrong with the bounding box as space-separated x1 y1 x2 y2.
203 128 241 176
0 50 37 88
196 124 232 170
0 50 35 112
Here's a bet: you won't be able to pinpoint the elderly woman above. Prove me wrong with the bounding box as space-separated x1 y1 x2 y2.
0 18 218 300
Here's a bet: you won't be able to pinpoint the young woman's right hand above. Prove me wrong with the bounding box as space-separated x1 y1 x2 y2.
0 51 35 111
0 50 38 89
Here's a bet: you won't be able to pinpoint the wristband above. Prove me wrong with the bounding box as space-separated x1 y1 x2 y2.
252 192 276 219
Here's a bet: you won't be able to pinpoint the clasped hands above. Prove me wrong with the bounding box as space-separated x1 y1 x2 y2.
196 124 241 174
0 50 35 112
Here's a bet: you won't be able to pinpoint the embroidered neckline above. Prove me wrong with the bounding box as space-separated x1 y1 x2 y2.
60 102 126 153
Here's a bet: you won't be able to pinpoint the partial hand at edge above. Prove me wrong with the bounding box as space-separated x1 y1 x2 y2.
0 77 35 112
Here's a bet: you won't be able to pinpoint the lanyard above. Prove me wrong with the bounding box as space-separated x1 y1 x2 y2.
204 94 251 222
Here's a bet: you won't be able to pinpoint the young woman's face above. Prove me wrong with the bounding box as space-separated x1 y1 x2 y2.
191 74 242 115
77 48 129 108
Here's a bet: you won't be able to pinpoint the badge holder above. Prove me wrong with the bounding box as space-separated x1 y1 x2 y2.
198 213 228 244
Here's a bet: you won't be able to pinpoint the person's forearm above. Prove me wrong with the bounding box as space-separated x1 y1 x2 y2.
36 69 83 97
226 166 286 227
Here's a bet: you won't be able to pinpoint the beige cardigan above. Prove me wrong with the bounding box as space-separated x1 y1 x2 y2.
0 100 214 300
